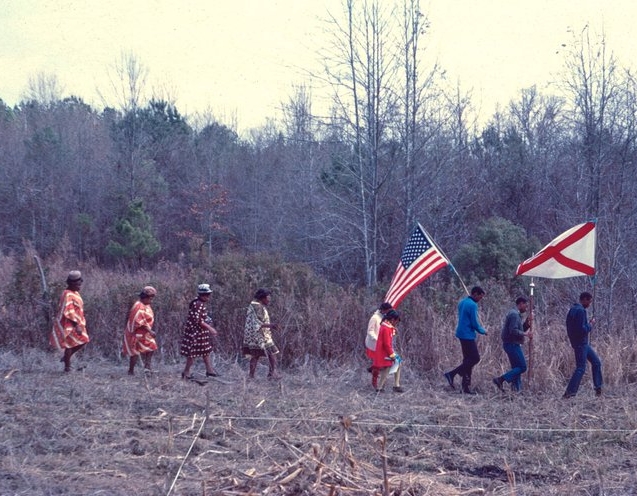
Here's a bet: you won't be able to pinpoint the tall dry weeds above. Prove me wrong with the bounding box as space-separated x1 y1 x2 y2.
0 250 630 394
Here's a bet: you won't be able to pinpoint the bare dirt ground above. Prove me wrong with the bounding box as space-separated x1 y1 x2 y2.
1 349 637 496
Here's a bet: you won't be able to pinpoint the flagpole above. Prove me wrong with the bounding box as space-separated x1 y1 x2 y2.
590 218 598 336
421 225 469 296
528 279 535 387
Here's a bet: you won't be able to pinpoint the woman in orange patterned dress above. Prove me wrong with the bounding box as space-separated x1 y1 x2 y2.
122 286 158 375
50 270 90 372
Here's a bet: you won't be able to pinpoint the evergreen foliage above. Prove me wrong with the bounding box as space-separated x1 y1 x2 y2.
453 217 541 283
105 200 161 267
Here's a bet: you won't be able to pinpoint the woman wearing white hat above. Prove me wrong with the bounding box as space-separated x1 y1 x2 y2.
180 283 218 380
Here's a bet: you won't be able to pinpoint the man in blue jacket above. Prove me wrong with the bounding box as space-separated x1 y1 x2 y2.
444 286 487 394
563 292 602 398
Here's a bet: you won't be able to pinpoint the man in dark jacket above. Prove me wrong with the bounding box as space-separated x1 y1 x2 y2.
563 292 602 398
493 296 532 392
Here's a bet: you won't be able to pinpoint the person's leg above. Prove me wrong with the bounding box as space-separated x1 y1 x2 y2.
445 339 468 385
128 355 138 375
377 367 390 390
63 344 85 372
142 352 153 372
501 343 527 391
267 351 281 379
63 347 73 372
564 345 587 397
393 363 402 387
460 340 480 392
391 363 404 392
587 345 603 392
511 375 522 392
182 356 194 378
249 356 259 378
202 354 218 376
371 367 380 389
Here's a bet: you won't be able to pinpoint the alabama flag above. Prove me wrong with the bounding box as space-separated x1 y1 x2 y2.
516 221 596 278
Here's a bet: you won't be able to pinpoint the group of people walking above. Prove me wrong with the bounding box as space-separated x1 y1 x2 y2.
49 271 281 381
51 270 602 397
366 286 603 398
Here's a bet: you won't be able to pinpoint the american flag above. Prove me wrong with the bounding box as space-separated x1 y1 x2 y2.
384 224 449 308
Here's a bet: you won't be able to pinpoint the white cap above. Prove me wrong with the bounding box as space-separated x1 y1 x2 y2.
197 283 212 294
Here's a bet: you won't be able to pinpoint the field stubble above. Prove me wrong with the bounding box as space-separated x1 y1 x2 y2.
1 349 637 496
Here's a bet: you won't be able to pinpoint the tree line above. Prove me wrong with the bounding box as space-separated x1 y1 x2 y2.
1 1 637 332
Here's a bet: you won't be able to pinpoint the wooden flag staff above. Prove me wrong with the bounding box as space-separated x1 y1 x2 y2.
528 279 535 386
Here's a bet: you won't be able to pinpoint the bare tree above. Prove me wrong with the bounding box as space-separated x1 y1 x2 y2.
321 0 400 287
397 0 450 234
99 50 149 113
562 26 617 218
24 72 64 106
100 52 150 201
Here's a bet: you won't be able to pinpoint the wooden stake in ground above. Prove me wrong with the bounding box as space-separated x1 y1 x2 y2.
380 434 389 496
528 280 535 387
166 411 207 496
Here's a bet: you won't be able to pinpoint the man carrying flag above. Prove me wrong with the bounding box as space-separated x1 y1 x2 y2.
515 221 599 395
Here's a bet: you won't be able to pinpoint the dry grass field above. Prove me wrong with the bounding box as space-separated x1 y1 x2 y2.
2 349 637 496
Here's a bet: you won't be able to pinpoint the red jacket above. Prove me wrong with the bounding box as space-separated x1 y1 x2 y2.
371 322 396 368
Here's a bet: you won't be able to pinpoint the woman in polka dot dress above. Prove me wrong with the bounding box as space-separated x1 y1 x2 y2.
180 284 218 379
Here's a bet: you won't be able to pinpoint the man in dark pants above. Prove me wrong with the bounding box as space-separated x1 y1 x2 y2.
563 291 602 398
493 296 532 392
444 286 487 394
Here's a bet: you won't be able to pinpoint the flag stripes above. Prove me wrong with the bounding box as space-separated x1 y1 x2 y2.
384 224 449 308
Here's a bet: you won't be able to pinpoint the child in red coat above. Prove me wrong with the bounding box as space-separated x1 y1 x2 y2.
370 310 404 393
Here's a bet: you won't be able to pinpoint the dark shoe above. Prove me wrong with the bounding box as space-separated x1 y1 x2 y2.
595 387 602 397
393 386 405 393
492 376 505 392
367 366 373 373
181 372 194 380
206 371 219 377
462 387 477 395
128 370 135 376
375 388 385 393
562 392 576 399
444 372 455 389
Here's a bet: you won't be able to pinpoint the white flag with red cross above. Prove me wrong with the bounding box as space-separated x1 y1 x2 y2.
516 221 596 279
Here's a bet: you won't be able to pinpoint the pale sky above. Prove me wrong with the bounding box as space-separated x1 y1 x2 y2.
1 0 636 133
